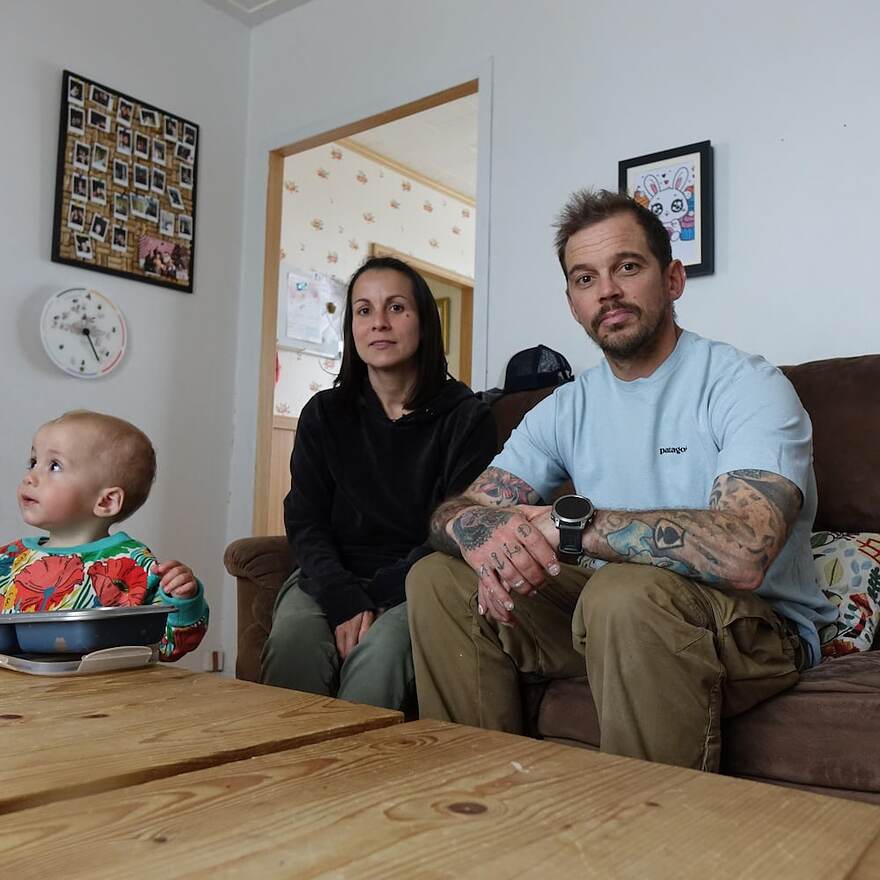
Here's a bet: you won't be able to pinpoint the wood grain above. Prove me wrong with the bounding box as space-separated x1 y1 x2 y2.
0 665 400 814
1 719 878 879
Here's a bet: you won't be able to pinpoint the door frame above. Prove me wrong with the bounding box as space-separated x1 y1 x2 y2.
253 79 481 535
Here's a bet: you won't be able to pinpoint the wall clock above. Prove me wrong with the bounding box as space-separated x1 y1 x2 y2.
40 287 127 378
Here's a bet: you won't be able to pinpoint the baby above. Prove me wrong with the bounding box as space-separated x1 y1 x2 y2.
0 410 208 661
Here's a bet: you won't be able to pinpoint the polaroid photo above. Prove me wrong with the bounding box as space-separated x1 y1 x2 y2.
113 192 129 220
152 138 166 166
117 125 132 155
133 163 150 190
67 76 85 107
90 177 107 205
68 106 85 135
159 210 175 237
89 84 113 112
71 172 88 201
139 106 158 128
167 186 184 210
111 225 128 253
87 108 111 134
130 192 148 219
67 201 85 232
182 123 197 148
145 195 160 222
89 213 108 242
117 97 134 125
74 233 93 260
113 159 129 187
164 116 178 142
134 132 150 160
174 141 194 164
179 164 193 190
151 168 166 194
177 214 193 240
91 143 109 173
72 141 90 170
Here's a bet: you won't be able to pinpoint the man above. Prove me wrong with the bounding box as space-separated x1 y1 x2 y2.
406 189 835 771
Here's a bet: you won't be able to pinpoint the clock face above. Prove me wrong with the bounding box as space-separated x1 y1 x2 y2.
40 288 127 379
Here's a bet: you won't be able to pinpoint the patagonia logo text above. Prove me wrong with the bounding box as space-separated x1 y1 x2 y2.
659 446 687 455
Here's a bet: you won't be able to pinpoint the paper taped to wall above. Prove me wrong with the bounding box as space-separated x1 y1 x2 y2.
277 265 345 358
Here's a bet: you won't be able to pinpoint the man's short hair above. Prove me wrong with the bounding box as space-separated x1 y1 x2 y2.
553 189 673 278
51 410 156 521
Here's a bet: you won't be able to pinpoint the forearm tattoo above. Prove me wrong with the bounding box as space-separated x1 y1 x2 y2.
469 467 542 507
428 467 542 557
593 469 802 590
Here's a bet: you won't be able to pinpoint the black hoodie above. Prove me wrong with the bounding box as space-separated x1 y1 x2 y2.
283 377 496 629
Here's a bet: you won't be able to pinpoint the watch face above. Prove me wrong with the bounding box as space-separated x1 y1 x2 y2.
40 288 127 379
554 494 593 523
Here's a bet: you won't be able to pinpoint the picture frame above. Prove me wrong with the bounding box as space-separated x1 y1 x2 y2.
436 297 451 354
618 140 714 277
52 70 199 293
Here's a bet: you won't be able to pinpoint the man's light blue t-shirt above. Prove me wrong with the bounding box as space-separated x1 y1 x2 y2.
493 330 836 666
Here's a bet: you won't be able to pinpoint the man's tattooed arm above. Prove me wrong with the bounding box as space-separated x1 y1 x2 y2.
428 466 543 557
583 469 803 590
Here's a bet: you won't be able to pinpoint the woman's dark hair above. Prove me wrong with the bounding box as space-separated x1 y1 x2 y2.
335 256 448 408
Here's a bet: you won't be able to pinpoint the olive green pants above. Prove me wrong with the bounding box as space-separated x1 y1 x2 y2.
261 571 414 712
406 554 803 771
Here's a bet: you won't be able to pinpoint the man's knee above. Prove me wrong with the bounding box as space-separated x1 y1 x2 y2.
405 552 476 616
579 563 704 629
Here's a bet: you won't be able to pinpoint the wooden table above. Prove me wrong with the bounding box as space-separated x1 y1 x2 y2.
0 665 401 814
1 718 878 878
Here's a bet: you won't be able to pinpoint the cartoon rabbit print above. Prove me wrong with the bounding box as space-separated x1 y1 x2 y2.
643 166 690 241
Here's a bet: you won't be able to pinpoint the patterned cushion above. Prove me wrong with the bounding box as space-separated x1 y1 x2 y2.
812 531 880 657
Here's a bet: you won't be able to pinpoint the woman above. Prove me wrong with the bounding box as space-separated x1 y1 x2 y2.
261 256 496 711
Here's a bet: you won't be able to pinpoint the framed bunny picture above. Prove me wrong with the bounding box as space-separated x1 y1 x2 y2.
619 140 714 276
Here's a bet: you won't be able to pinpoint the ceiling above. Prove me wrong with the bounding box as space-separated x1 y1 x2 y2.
201 0 313 26
202 0 478 201
348 95 478 201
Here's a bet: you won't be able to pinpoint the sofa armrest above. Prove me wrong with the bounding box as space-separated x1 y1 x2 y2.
224 535 295 590
224 536 296 683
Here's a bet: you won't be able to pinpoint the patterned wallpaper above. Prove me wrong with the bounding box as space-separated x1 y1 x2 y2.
275 141 476 417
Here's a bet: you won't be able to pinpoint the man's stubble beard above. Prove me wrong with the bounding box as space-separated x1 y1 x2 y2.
587 298 673 361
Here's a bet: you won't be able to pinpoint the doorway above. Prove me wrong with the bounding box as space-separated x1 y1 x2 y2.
254 81 479 536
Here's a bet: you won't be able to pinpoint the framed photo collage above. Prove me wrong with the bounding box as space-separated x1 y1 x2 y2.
51 70 199 292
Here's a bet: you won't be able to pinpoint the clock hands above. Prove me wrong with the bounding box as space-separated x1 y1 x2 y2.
82 327 100 362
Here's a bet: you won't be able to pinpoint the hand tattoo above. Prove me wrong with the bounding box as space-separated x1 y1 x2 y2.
452 508 514 552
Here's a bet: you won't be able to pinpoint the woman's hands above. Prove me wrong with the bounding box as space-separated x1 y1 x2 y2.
335 610 375 659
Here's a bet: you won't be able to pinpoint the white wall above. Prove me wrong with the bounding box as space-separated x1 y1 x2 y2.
1 1 249 670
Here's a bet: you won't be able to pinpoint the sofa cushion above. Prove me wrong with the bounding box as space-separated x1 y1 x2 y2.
781 355 880 532
537 653 880 793
722 651 880 792
812 531 880 657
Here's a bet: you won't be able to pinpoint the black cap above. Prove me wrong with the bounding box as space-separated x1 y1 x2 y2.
503 345 574 393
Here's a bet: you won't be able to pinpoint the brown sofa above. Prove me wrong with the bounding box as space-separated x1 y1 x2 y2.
225 353 880 804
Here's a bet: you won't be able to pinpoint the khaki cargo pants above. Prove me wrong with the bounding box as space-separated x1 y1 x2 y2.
407 554 804 771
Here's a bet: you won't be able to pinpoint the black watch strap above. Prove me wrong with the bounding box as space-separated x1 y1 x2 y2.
557 526 583 560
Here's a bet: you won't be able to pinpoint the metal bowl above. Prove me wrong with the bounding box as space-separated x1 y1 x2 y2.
0 605 173 654
0 622 20 654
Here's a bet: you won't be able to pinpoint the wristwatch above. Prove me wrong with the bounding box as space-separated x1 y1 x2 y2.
550 494 596 562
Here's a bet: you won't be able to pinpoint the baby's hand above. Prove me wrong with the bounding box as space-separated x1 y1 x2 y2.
154 559 198 598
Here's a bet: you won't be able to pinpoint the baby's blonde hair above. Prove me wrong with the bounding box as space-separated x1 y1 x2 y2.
48 410 156 521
